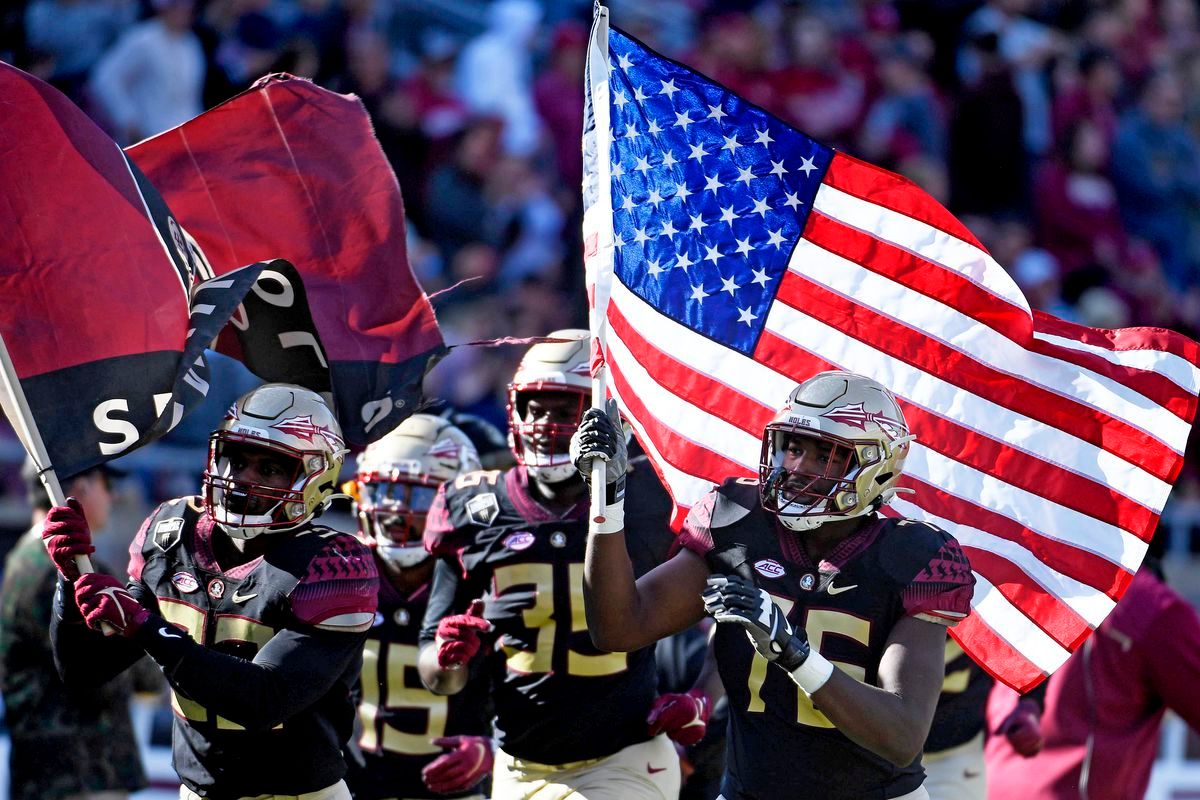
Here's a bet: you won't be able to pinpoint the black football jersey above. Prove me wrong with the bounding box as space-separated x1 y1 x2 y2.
925 639 992 754
127 497 376 797
677 479 975 800
353 574 492 799
420 465 668 765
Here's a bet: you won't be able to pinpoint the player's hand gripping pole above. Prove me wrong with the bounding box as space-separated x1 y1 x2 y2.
589 366 609 527
574 365 628 535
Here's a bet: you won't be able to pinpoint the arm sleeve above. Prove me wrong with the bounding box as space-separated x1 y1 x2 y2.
668 489 718 560
1142 595 1200 729
133 616 367 731
50 575 155 686
419 557 465 646
895 526 975 626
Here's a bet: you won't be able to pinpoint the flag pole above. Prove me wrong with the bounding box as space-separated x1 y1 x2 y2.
0 332 95 574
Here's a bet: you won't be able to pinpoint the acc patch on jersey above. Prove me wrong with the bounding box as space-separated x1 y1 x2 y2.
171 572 200 593
466 493 500 526
504 531 535 551
754 558 786 579
154 518 185 551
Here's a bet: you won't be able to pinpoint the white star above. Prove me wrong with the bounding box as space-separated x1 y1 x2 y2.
613 232 625 247
621 194 635 211
646 118 663 135
798 156 818 176
674 181 692 201
634 155 652 173
674 111 693 130
735 237 754 256
646 188 664 207
755 128 774 146
719 206 738 227
751 267 771 287
647 258 665 276
659 79 680 99
721 135 742 153
624 123 639 140
688 143 708 162
612 162 625 178
659 219 679 239
783 191 802 210
737 306 758 326
633 226 650 244
613 91 628 109
660 150 678 168
689 283 709 303
721 274 741 296
751 197 771 217
634 85 648 102
703 173 724 193
766 228 787 249
736 166 755 185
617 53 634 70
770 160 787 178
707 103 727 122
676 250 694 271
688 213 708 232
703 243 724 265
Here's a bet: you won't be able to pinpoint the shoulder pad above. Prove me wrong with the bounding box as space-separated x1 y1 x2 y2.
290 532 379 631
878 516 975 622
129 496 200 580
710 478 759 529
875 517 953 585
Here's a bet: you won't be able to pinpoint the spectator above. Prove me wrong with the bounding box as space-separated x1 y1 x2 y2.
423 116 504 261
772 11 866 147
23 0 135 102
534 21 587 194
1051 47 1122 149
0 462 154 800
1111 70 1200 289
859 35 946 166
88 0 205 145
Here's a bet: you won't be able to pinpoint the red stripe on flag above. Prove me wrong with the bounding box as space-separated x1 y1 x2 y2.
951 614 1046 694
961 546 1092 651
1035 308 1200 364
773 272 1181 482
608 303 774 437
904 478 1138 598
822 153 987 252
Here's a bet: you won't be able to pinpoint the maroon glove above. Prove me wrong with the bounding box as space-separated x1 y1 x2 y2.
647 688 711 746
421 735 493 794
435 599 492 668
74 573 149 638
995 698 1044 757
41 498 95 581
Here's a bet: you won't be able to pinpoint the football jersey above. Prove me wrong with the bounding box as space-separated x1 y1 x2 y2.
353 572 492 800
127 496 377 797
421 465 667 765
924 639 992 754
676 479 975 800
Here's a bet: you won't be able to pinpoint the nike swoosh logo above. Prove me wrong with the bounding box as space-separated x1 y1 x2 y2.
647 764 667 774
231 591 258 604
827 582 858 595
159 627 183 639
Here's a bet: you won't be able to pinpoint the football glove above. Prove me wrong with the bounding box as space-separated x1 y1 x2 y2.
74 573 149 638
995 699 1044 757
702 574 811 670
422 735 493 794
435 599 492 669
647 688 711 746
41 498 95 581
570 400 628 490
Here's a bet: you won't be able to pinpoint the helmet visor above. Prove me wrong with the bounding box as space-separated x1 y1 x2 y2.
759 428 860 516
357 477 439 546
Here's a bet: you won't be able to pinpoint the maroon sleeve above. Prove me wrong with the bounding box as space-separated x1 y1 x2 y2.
127 502 173 581
900 535 975 626
423 483 460 557
289 534 379 630
1142 590 1200 728
668 489 718 560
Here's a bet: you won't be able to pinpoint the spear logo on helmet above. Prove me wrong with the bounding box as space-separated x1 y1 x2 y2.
273 415 346 453
820 403 906 440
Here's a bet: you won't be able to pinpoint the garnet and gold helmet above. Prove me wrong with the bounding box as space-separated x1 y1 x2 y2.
507 329 590 483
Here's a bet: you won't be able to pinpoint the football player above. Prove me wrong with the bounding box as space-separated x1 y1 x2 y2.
45 384 379 800
573 371 977 800
416 330 694 800
349 413 494 800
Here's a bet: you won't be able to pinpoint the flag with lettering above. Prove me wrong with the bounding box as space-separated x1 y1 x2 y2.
582 8 1200 691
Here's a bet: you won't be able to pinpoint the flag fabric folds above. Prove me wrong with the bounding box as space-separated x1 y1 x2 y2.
128 74 445 448
581 9 1200 691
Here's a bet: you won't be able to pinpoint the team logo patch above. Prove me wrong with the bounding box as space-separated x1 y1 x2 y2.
466 493 500 526
154 518 184 551
271 414 346 452
504 531 535 551
550 531 568 548
170 572 200 593
798 573 817 592
820 403 905 439
207 578 226 600
754 559 786 579
394 608 411 626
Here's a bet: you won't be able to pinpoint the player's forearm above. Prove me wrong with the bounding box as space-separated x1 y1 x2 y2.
809 670 932 766
417 641 468 695
583 530 649 651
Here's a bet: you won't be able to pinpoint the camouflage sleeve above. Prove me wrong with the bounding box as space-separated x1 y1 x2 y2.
289 534 379 632
667 489 718 560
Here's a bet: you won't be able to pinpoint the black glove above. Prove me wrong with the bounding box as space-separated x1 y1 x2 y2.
702 573 811 671
570 398 628 503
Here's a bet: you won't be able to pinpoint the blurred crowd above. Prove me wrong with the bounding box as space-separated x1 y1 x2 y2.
2 0 1200 525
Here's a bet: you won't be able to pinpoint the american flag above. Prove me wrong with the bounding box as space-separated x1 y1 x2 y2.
581 9 1200 691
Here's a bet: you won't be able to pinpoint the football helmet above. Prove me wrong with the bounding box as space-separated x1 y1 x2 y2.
508 329 590 483
203 384 346 539
759 371 913 531
354 414 480 568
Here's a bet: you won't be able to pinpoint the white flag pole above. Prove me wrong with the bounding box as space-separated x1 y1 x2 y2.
0 332 95 574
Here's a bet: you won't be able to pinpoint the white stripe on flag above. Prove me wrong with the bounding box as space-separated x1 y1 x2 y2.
1033 330 1200 396
969 574 1071 674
